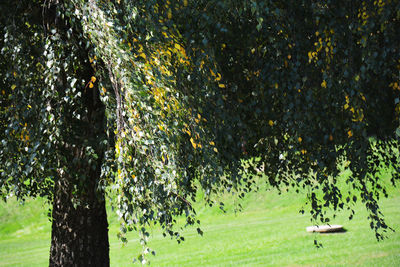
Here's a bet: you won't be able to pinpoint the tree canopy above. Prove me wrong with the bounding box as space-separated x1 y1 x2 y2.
1 0 399 264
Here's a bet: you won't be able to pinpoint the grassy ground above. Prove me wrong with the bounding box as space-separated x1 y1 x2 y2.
0 173 399 266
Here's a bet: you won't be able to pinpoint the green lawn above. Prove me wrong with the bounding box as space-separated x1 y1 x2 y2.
1 173 399 266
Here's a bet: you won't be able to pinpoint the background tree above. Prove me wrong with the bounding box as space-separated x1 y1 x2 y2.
1 0 399 265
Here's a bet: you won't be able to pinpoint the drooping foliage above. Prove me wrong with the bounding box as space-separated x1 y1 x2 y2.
1 0 400 262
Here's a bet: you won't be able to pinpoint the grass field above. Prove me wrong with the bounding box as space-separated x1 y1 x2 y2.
0 172 399 266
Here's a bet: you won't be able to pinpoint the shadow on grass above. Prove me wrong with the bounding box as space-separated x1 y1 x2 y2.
319 227 348 234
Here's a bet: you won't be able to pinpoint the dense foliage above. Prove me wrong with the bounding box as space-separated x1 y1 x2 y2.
1 0 399 263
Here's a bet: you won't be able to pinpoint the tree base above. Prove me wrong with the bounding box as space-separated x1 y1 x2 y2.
49 179 110 267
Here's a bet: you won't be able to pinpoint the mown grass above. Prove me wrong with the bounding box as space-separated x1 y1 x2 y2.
0 171 399 266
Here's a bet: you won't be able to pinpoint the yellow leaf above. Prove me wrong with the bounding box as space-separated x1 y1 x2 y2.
90 76 96 83
274 83 279 89
301 149 307 154
269 120 274 126
11 84 16 90
89 82 94 88
344 103 349 110
190 137 197 149
321 80 327 88
347 130 353 138
184 0 188 6
27 104 32 109
167 10 172 19
1 90 5 95
174 43 182 50
298 137 302 143
162 32 169 39
213 147 218 153
209 141 215 146
218 84 226 88
139 53 146 59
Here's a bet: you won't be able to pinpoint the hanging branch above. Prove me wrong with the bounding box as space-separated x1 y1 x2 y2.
107 63 125 135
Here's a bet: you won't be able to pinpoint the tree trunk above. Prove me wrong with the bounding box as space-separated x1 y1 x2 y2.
49 173 110 267
44 1 111 264
48 53 110 266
